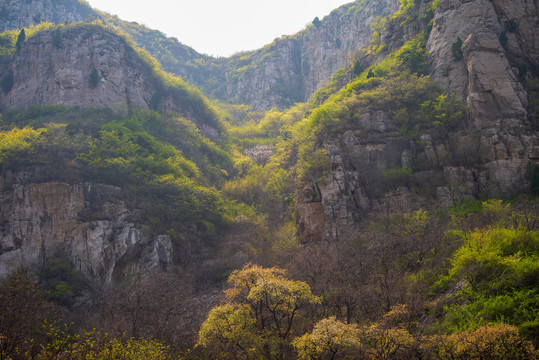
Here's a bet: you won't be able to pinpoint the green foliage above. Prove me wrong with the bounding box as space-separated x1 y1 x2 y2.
89 67 99 88
436 225 539 332
517 64 527 82
451 37 463 61
0 30 17 62
39 259 91 307
0 126 40 164
37 327 173 360
198 264 319 359
292 317 361 360
499 31 508 48
52 28 62 48
531 164 539 195
426 324 537 360
0 72 14 93
0 107 237 239
505 19 518 33
15 28 25 51
527 79 539 124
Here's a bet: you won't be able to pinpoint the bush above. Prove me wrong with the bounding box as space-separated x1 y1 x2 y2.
531 164 539 195
505 19 518 33
499 31 508 48
0 72 13 93
89 67 99 88
427 324 537 360
451 37 463 61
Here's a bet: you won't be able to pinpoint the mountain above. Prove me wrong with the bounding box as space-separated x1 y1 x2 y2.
0 22 233 282
294 0 539 242
0 0 402 110
0 0 538 357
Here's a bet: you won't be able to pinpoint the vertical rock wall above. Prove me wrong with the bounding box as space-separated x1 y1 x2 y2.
0 171 172 283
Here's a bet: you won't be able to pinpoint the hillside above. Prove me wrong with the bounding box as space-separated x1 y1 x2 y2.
0 0 401 110
0 0 538 358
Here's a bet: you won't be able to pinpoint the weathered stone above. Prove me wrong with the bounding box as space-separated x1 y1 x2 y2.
0 172 172 283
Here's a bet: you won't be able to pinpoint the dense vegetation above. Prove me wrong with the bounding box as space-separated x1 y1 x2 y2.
2 200 538 359
0 105 239 239
0 0 538 359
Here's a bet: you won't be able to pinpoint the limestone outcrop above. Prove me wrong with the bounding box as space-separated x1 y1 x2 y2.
0 0 401 110
0 0 94 32
296 0 539 242
221 0 400 110
0 170 172 283
0 26 159 114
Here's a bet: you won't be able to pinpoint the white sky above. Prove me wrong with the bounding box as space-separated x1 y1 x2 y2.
86 0 353 57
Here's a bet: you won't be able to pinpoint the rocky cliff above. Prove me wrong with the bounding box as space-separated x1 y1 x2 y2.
220 0 399 110
0 0 401 110
0 170 172 283
0 25 156 114
296 0 539 242
0 24 224 133
0 0 94 32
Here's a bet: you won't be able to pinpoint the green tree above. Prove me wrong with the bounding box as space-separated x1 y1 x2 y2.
0 72 14 93
89 67 99 88
499 31 508 48
451 37 463 61
198 264 320 359
15 29 25 51
292 317 362 360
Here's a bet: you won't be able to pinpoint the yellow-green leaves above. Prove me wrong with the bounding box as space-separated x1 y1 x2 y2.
198 264 319 359
293 317 361 360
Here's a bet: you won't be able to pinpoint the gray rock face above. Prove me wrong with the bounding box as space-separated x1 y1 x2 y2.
0 0 401 110
222 0 400 110
0 0 94 32
0 26 158 114
0 170 172 283
297 0 539 242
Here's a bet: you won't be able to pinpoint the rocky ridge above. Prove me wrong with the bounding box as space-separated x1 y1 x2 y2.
1 25 169 114
0 0 94 32
296 0 539 242
0 0 400 110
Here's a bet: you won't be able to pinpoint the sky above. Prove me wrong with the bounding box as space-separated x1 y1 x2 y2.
86 0 353 57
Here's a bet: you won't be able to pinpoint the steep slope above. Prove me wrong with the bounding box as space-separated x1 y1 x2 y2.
219 0 399 109
0 0 401 110
0 24 224 132
0 24 233 283
0 0 94 31
280 0 539 242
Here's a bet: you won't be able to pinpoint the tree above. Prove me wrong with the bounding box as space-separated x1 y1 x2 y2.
198 263 320 359
499 31 508 48
451 37 463 61
0 270 55 360
312 17 321 28
89 67 99 88
15 29 25 51
426 324 537 360
292 317 362 360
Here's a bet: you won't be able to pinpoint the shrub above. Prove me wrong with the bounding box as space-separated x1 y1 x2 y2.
451 37 463 61
531 164 539 195
0 72 13 93
89 67 99 88
427 324 537 360
499 31 508 48
505 19 518 33
15 28 25 51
